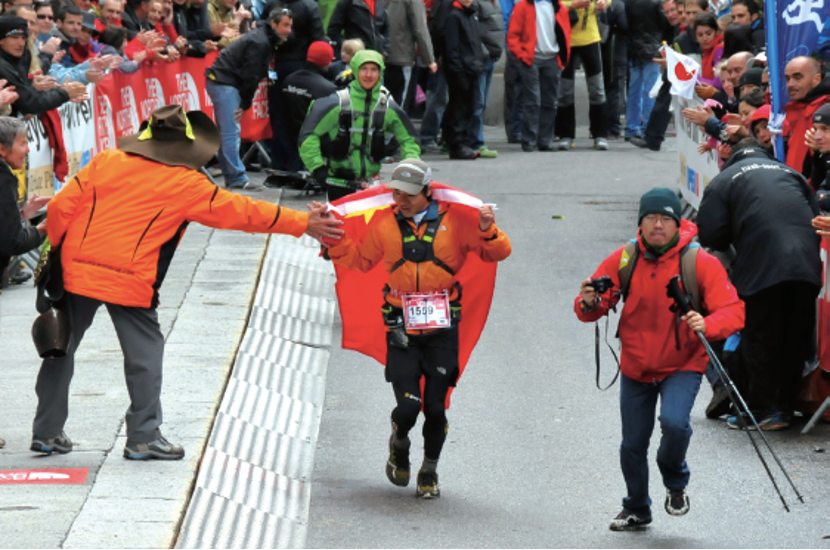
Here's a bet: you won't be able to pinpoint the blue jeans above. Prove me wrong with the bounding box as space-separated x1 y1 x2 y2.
619 370 702 517
420 66 448 146
469 57 495 150
205 80 248 187
625 59 661 138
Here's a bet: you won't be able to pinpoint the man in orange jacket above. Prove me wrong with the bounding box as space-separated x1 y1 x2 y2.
31 105 343 460
575 188 744 531
326 159 512 498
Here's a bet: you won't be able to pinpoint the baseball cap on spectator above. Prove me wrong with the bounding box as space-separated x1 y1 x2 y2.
814 103 830 125
306 41 333 68
388 159 432 195
0 16 29 40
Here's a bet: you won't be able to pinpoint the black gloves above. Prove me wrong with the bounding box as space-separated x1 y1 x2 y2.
313 166 328 187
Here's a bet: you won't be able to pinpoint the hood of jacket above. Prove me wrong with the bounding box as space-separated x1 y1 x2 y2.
720 146 773 171
349 49 385 95
802 75 830 105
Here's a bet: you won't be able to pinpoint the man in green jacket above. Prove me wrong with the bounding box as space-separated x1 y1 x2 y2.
298 49 421 201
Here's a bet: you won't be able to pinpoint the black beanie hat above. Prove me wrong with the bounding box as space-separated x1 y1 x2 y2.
0 17 28 41
738 67 764 89
814 103 830 126
638 188 682 226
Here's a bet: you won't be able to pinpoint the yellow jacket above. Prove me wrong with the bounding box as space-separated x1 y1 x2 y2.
562 0 609 47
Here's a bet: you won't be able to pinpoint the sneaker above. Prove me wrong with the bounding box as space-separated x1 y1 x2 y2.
758 410 791 431
31 432 73 455
208 165 223 178
421 142 441 154
242 180 264 191
521 143 535 152
609 510 652 531
10 270 32 285
558 138 573 151
705 383 732 419
416 470 440 499
630 137 661 151
727 411 757 430
449 146 479 160
477 146 498 158
594 138 609 151
123 436 185 460
665 488 690 516
386 436 410 487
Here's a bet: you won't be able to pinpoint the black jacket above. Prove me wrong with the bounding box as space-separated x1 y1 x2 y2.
427 0 452 59
0 160 41 276
626 0 667 61
673 28 700 55
697 148 822 296
171 5 208 57
262 0 326 62
281 63 337 143
749 17 765 52
0 50 69 115
122 3 153 40
444 1 483 77
207 24 282 110
328 0 390 56
477 0 503 60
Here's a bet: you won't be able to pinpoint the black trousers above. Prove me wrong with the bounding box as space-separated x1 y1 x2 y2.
385 64 408 107
443 70 477 153
644 74 673 148
269 61 305 171
555 42 608 139
734 281 819 414
602 35 627 136
386 327 458 461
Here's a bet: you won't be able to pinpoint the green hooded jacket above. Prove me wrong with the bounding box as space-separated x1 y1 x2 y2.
298 49 421 179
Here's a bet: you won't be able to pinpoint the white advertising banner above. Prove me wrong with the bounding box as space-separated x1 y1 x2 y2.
673 95 721 211
25 114 55 198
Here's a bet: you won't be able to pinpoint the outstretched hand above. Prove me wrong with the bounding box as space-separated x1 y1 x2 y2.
305 201 344 244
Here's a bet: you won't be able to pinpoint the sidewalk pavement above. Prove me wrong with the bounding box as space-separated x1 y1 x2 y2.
0 187 336 549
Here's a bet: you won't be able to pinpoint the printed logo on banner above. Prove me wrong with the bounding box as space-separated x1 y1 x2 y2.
687 167 697 196
96 93 117 151
169 72 200 111
782 0 824 33
25 116 55 197
116 86 140 137
250 81 269 120
141 77 166 120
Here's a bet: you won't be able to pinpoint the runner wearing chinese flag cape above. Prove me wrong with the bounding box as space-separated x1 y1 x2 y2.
324 159 511 499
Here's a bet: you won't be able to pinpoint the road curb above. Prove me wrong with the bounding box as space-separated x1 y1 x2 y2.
176 234 336 549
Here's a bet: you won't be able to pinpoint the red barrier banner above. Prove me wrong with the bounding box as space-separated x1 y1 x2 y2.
94 53 270 152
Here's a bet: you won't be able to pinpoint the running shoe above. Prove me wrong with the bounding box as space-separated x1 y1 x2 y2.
609 510 652 531
665 488 690 516
386 436 410 487
416 471 440 499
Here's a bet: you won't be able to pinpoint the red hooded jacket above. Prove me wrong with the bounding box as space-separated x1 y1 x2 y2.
574 220 745 384
784 76 830 181
506 0 571 68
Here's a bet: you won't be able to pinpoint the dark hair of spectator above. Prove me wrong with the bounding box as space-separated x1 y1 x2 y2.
723 24 755 57
267 6 293 24
693 12 719 34
739 90 766 109
731 0 760 17
731 137 768 158
7 4 34 16
98 25 128 49
127 0 150 9
58 4 83 20
34 1 51 12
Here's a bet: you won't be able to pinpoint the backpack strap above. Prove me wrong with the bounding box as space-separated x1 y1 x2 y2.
389 212 454 275
618 239 639 303
679 243 703 314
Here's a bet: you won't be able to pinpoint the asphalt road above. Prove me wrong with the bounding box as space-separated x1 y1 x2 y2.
280 129 830 549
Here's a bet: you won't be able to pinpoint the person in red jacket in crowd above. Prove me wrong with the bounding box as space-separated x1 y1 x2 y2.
575 188 744 532
506 0 571 152
783 56 830 185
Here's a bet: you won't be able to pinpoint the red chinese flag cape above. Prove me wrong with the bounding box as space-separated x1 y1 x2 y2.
328 183 498 404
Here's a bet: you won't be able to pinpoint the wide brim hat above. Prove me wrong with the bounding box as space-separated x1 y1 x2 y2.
119 105 220 171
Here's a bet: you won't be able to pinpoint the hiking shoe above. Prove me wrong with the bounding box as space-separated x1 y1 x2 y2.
477 146 498 158
386 436 410 487
416 470 440 499
705 383 732 419
594 138 609 151
123 436 184 460
31 432 73 455
665 488 690 516
609 510 652 531
421 142 441 154
558 138 573 150
727 412 757 430
449 146 479 160
758 410 791 431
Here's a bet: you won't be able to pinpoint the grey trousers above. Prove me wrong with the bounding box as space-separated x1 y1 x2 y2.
516 56 561 148
33 292 165 445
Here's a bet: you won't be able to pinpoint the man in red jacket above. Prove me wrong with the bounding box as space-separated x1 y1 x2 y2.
783 56 830 182
575 188 744 531
506 0 570 152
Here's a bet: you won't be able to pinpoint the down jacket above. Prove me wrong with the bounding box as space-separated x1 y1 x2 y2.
574 220 745 384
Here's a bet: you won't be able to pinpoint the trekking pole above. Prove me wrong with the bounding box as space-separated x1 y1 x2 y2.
666 276 804 511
